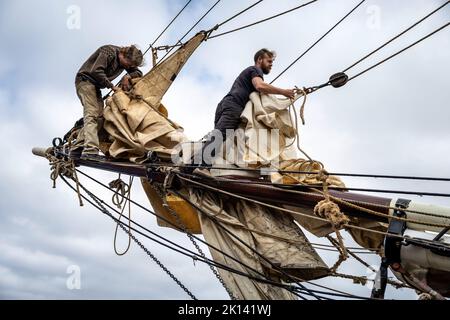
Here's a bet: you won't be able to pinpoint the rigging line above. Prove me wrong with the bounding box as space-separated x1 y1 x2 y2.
175 171 450 221
59 176 198 300
155 0 222 65
175 174 416 241
113 176 133 256
208 0 318 39
311 242 377 252
145 162 450 182
170 189 324 301
60 178 326 300
270 0 366 84
347 22 450 82
216 0 264 28
170 188 373 300
202 175 450 199
343 1 450 72
71 170 309 299
71 171 346 300
143 0 193 55
72 169 372 300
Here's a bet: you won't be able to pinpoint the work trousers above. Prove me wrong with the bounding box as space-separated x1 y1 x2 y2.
75 81 104 154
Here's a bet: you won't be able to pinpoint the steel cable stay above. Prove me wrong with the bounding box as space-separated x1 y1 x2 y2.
59 176 315 299
72 169 383 300
76 172 321 300
142 0 193 56
153 0 222 67
59 175 371 300
69 175 396 300
145 162 450 182
169 188 404 297
270 0 366 84
59 175 198 300
342 1 449 73
346 22 450 82
66 173 315 299
208 0 318 40
176 170 450 200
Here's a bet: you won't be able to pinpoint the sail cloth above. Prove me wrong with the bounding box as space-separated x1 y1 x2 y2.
102 32 207 162
188 187 328 300
210 92 387 250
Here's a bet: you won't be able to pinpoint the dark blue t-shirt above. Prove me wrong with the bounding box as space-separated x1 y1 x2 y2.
221 66 264 108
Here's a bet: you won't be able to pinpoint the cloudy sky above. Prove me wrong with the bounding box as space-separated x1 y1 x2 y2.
0 0 449 300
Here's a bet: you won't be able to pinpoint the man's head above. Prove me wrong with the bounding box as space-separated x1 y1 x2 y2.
119 45 144 69
254 48 276 75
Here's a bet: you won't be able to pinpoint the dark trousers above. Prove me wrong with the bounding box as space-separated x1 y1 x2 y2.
214 100 243 138
189 100 243 166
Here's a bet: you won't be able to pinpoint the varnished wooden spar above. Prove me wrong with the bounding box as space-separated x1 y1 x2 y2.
33 148 392 221
59 154 392 223
173 174 391 223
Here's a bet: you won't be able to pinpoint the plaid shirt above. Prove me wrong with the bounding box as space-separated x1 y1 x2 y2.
75 45 142 89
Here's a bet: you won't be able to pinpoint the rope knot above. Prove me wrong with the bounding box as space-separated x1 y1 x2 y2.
314 199 349 230
109 177 129 209
317 169 329 184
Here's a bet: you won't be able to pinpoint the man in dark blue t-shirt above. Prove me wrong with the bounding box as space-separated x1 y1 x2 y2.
185 49 295 168
214 48 295 137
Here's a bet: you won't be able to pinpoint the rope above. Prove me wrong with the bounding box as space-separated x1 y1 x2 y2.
73 170 310 299
146 162 450 182
46 150 83 207
153 177 238 300
111 175 133 256
193 176 450 219
61 176 317 300
314 170 349 270
348 22 450 82
215 131 449 231
208 0 318 40
70 177 198 300
71 169 381 300
331 272 409 289
175 174 420 241
343 1 450 72
271 0 366 83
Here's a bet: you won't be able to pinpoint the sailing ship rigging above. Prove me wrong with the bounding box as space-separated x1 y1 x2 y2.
32 0 450 300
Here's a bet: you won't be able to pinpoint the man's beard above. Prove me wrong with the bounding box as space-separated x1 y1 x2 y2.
262 66 271 75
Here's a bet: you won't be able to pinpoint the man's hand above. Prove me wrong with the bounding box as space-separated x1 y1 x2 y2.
281 88 295 100
121 75 132 91
111 86 121 92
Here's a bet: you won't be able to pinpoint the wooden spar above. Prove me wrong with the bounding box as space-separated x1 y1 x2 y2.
60 155 393 223
177 174 392 223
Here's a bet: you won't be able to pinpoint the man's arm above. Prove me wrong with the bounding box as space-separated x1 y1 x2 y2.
89 49 114 89
121 68 143 90
126 67 143 79
252 77 295 99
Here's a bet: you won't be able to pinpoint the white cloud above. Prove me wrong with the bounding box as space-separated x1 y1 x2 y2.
0 0 448 300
